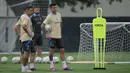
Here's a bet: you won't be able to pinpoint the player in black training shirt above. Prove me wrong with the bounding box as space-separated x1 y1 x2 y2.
30 8 43 70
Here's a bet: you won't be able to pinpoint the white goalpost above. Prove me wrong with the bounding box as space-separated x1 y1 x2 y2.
76 22 130 64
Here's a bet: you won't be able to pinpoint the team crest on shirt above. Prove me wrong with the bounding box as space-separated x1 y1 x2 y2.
35 18 38 21
37 22 42 24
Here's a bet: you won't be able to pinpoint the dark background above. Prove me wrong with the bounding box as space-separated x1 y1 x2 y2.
62 17 130 52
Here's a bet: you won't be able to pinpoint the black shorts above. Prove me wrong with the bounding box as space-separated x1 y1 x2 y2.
49 38 64 49
20 40 35 54
33 34 42 46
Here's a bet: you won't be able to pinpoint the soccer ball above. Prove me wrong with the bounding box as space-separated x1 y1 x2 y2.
67 56 74 63
12 57 20 64
45 24 51 31
1 56 8 63
15 56 20 63
42 57 46 63
42 56 49 63
35 57 42 63
12 57 16 64
53 56 59 63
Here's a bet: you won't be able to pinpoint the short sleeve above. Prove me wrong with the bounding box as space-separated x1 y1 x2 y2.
43 15 51 24
30 15 34 23
15 19 21 26
21 15 29 26
59 13 62 22
60 16 62 22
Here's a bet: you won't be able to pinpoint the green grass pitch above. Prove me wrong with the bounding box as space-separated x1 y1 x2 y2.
0 53 130 73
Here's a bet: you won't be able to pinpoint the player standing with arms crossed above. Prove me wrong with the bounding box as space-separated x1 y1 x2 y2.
41 4 72 71
14 6 34 72
29 7 43 70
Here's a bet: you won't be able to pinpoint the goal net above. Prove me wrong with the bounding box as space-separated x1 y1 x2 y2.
0 17 18 53
77 22 130 64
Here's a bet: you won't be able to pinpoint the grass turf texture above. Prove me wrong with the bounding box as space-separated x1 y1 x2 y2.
0 53 130 73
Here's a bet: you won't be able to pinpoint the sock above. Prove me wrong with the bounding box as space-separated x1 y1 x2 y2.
30 63 34 68
25 65 28 70
62 61 67 68
50 61 54 68
22 66 25 70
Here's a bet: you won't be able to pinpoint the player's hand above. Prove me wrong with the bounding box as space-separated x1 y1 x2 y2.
31 32 34 37
28 32 32 37
28 32 34 38
46 33 50 39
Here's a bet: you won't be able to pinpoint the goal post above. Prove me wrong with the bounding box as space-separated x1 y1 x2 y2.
77 22 130 65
